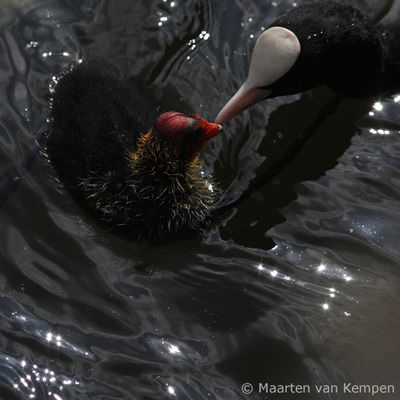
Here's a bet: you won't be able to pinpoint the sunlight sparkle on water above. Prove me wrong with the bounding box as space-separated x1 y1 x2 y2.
167 385 176 396
373 102 384 111
199 31 210 40
8 356 81 400
317 263 326 273
343 274 353 282
322 303 330 311
344 311 352 317
168 345 181 354
370 128 391 135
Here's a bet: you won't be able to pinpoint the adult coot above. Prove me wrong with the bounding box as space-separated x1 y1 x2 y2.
216 0 400 123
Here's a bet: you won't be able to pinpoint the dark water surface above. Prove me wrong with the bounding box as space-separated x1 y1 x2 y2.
0 0 400 399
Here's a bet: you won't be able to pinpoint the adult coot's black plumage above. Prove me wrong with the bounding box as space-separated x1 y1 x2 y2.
216 0 400 123
47 60 221 240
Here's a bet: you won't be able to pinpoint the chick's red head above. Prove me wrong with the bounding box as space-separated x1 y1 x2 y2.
155 112 222 147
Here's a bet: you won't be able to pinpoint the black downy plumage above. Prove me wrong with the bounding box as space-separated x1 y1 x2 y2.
47 60 222 240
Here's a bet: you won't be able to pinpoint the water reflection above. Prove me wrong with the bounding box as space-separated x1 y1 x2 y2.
1 296 95 361
0 354 81 400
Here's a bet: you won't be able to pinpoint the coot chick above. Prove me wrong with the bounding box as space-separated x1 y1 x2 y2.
216 0 400 123
47 60 221 240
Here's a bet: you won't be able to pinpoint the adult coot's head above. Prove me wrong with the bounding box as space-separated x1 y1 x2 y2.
216 1 388 124
216 26 301 124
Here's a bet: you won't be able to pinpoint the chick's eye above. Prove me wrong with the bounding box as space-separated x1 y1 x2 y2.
179 124 200 143
185 118 200 133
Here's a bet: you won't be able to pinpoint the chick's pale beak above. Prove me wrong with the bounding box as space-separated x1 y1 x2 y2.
215 82 270 124
197 116 222 140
